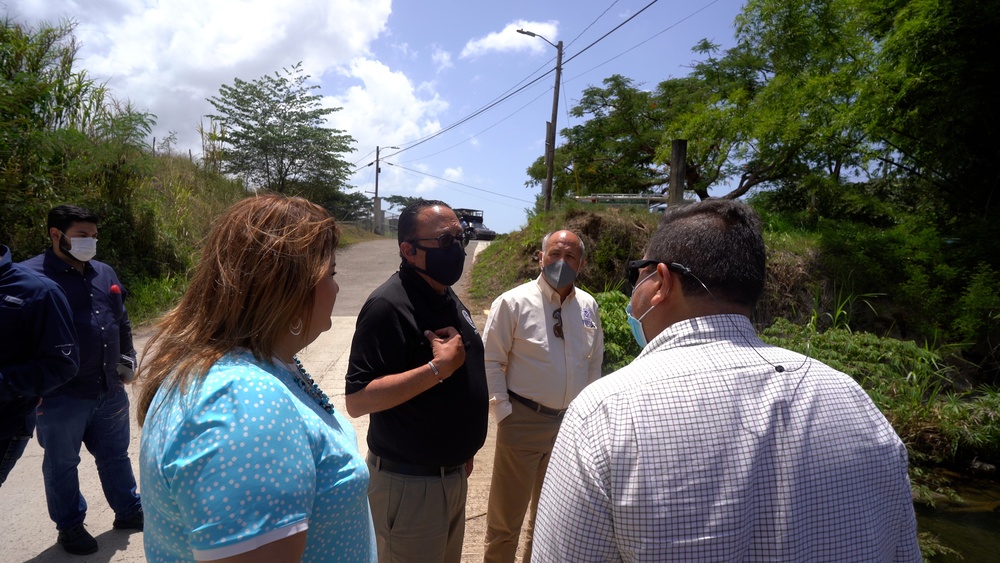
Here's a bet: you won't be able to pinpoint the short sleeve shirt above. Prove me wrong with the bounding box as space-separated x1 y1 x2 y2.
140 351 376 562
346 267 488 467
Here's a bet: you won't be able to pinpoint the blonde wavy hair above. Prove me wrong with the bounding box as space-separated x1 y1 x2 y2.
137 193 339 425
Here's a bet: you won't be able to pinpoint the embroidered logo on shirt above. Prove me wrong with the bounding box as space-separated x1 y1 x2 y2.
462 309 480 335
582 307 597 328
2 294 24 307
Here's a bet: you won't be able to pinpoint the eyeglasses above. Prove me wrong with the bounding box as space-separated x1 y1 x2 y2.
626 260 664 295
553 308 563 339
626 259 692 296
410 231 466 248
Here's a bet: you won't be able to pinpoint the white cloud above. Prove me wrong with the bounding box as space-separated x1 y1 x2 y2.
8 0 393 156
325 58 447 151
460 20 559 59
431 47 453 72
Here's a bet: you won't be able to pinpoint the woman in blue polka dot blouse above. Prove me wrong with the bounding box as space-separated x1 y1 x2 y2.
137 194 376 562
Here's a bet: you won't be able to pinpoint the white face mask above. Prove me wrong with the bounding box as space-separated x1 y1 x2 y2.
66 236 97 262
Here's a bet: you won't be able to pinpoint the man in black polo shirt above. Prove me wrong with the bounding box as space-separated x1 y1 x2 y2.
346 199 488 563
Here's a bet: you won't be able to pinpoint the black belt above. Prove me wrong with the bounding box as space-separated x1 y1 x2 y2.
367 453 463 477
508 390 567 417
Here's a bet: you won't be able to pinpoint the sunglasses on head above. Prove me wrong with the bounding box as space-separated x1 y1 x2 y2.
625 259 691 295
410 231 467 248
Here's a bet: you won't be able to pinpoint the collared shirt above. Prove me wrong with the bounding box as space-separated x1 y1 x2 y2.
21 249 135 398
1 246 79 437
533 314 921 562
345 266 489 467
483 274 603 421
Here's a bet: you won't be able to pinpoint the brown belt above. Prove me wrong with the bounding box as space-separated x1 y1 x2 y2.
508 390 566 417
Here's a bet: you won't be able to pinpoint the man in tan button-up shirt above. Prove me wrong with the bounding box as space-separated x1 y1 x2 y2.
482 230 604 563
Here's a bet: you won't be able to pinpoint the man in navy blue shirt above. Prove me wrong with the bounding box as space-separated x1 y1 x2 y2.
22 205 143 555
1 244 79 486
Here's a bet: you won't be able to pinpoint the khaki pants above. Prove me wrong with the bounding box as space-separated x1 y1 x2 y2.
367 457 468 563
483 399 562 563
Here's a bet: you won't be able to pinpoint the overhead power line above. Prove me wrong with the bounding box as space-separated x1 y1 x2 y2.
386 162 535 204
354 0 722 198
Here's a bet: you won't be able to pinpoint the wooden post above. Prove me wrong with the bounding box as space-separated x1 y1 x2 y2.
669 139 687 206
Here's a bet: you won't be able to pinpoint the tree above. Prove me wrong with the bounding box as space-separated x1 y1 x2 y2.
1 16 104 208
667 0 879 200
527 75 720 202
558 75 670 196
383 194 423 212
293 179 371 222
206 63 355 192
856 0 1000 215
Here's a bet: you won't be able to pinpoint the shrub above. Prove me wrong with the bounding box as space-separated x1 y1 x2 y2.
592 290 642 374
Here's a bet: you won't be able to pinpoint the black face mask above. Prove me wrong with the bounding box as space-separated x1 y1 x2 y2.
411 241 466 286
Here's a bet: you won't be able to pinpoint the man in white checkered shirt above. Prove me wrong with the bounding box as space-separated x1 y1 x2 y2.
532 199 921 562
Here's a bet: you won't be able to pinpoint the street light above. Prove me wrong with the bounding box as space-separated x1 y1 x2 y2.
517 28 563 212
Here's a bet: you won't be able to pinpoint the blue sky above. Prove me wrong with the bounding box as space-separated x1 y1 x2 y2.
8 0 745 234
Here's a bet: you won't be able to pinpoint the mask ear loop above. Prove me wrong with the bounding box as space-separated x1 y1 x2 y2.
672 263 812 375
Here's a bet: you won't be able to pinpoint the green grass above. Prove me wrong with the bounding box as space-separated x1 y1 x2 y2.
127 274 189 327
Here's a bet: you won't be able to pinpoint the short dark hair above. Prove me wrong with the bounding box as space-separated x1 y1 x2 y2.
48 205 99 233
646 198 765 308
397 199 453 244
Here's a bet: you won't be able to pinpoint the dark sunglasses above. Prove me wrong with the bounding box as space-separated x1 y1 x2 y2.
410 231 466 248
553 308 563 339
625 259 690 295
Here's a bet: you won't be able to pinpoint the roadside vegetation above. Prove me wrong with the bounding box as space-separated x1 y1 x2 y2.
469 202 998 561
1 17 379 327
5 3 999 559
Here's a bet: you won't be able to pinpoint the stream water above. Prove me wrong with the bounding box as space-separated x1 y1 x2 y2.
914 478 1000 562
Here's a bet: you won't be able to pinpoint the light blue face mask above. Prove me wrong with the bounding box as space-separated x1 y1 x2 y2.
625 272 657 348
625 302 656 348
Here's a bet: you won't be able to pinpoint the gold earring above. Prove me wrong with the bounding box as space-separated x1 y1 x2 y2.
290 318 303 336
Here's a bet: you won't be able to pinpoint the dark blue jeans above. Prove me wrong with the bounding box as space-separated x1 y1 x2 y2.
35 384 141 530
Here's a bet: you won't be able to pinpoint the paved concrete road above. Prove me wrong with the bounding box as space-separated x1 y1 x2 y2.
0 239 501 562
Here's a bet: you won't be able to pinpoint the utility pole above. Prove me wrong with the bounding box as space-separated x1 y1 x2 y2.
373 146 383 234
517 29 563 212
543 40 563 213
372 145 398 234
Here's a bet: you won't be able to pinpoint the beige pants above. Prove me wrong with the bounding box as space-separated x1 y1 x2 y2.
483 399 563 563
367 457 468 563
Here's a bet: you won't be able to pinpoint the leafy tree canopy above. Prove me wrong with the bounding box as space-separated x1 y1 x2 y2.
856 0 1000 214
383 194 423 212
291 179 371 222
206 62 356 193
541 0 999 218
